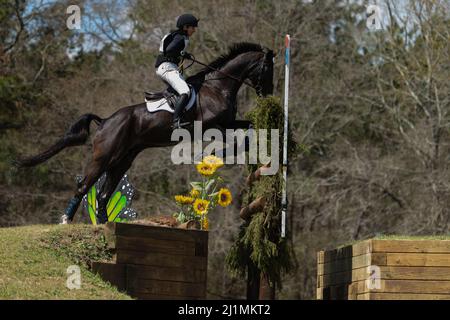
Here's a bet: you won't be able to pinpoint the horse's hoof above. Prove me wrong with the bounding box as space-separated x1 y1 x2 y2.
59 215 71 225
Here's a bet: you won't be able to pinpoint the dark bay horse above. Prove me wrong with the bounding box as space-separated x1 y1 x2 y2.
14 42 274 224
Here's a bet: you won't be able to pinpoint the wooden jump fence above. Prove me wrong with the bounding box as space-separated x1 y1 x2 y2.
317 239 450 300
92 222 208 300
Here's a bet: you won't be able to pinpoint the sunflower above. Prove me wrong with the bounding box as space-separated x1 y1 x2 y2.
196 162 216 177
203 155 224 169
193 199 210 215
202 217 209 230
217 188 232 207
174 195 194 205
190 188 201 198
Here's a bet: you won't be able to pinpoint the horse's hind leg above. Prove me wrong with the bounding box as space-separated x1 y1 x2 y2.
62 158 105 223
96 150 138 224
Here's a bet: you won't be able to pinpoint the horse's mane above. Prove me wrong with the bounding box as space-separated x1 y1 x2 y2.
187 42 264 82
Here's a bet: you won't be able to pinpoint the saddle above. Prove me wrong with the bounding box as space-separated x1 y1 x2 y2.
144 85 197 114
145 87 179 109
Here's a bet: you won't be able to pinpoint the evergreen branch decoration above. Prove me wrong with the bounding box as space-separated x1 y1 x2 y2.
225 96 301 290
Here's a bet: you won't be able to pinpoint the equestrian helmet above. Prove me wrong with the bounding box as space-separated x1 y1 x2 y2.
176 14 199 29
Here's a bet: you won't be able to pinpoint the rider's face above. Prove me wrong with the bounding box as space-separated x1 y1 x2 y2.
184 26 197 37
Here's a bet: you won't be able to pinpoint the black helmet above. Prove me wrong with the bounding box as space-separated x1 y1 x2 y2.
176 14 199 29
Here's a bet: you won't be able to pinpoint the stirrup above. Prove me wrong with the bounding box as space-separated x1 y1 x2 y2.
172 119 190 129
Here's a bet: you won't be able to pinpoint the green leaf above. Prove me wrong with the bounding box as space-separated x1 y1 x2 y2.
88 185 97 213
88 206 97 225
108 195 127 222
205 179 216 193
107 191 122 217
190 182 203 190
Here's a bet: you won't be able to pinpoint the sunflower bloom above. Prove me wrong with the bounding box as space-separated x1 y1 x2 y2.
196 162 216 176
203 155 224 169
202 217 209 230
193 199 210 215
175 195 195 205
217 188 232 207
190 188 201 198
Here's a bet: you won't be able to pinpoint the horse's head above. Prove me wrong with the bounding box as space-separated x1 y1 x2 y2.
248 47 275 97
189 43 275 97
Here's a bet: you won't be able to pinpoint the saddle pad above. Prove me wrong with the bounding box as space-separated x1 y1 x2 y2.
145 89 196 114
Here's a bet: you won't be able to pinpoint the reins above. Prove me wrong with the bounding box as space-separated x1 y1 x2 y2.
184 55 262 92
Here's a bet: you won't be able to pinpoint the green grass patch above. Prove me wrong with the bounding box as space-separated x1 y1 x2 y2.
333 234 450 250
373 234 450 240
0 224 132 300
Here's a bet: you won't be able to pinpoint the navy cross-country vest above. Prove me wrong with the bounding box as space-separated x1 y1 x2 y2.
155 30 189 68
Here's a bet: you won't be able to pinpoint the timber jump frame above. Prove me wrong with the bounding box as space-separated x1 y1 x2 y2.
93 222 208 300
317 239 450 300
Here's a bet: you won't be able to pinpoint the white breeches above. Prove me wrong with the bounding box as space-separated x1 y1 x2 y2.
156 62 190 96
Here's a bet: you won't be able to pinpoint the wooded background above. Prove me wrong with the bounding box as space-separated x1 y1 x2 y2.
1 0 449 299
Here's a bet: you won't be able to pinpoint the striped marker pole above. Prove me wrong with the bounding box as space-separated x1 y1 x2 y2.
281 35 290 238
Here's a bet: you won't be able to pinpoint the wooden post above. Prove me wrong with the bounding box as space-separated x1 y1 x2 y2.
247 260 261 300
259 273 276 300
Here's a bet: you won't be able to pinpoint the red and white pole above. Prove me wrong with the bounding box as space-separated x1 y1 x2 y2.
281 35 290 238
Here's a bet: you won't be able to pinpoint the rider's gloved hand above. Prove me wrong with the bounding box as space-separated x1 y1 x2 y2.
181 51 193 60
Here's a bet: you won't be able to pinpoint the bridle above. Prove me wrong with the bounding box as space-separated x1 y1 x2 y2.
185 49 270 96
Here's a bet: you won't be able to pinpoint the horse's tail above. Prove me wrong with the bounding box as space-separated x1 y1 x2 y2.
13 113 103 168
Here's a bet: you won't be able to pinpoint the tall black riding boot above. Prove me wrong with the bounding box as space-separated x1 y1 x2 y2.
172 93 190 129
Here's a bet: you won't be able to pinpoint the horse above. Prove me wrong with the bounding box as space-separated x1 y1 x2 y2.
14 42 275 224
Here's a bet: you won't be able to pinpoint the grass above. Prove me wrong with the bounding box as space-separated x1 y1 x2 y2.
373 234 450 240
0 224 132 300
334 234 450 250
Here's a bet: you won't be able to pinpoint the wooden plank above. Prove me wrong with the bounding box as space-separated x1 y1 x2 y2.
127 278 206 298
379 266 450 280
358 292 450 300
316 287 323 300
319 269 356 288
195 238 208 257
322 245 353 264
387 253 450 267
351 240 373 257
126 264 206 283
318 253 386 275
319 240 372 264
114 249 207 270
372 240 450 254
356 293 370 300
91 261 127 292
317 251 324 264
110 235 196 256
357 279 450 294
105 222 208 243
328 284 349 300
348 282 358 300
319 265 450 288
322 287 331 300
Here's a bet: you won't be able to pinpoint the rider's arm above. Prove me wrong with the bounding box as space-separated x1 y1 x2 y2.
165 34 185 58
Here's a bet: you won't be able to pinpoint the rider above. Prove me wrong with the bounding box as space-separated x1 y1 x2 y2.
155 13 199 129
